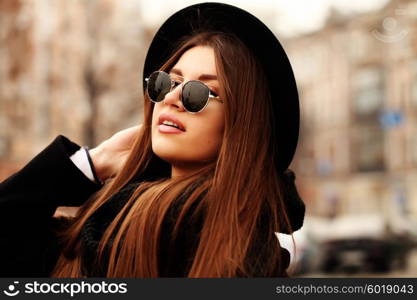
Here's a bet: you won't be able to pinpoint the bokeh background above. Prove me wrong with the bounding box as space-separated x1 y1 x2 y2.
1 0 417 277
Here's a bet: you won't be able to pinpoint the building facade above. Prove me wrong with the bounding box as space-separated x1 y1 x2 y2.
285 0 417 228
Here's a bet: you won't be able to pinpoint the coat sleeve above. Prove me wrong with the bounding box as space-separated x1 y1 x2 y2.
0 135 102 277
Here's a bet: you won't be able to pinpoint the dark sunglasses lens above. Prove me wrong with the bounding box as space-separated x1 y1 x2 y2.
182 81 209 112
147 72 171 102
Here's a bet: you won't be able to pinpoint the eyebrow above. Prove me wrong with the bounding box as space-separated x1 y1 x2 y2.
170 68 218 81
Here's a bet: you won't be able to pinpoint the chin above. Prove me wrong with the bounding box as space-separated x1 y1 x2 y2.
153 146 209 166
152 143 179 161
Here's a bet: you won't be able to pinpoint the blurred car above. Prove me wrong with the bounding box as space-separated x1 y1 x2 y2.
317 215 417 274
321 237 393 273
290 214 417 275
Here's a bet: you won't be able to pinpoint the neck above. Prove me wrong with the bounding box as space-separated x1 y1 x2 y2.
170 160 214 178
171 164 200 178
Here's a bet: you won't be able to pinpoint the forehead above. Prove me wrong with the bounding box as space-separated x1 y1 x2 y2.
172 45 217 77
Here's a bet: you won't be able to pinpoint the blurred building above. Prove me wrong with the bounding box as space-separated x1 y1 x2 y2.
0 0 149 178
287 0 417 228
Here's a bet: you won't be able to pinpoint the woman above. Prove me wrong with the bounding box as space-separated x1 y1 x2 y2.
0 3 304 277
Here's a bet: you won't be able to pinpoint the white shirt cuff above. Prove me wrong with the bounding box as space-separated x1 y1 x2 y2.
70 148 96 183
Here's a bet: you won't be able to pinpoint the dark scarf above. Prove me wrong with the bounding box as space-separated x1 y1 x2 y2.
79 182 139 276
79 169 305 277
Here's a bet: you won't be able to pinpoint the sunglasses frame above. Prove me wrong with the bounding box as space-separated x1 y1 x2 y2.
145 70 223 114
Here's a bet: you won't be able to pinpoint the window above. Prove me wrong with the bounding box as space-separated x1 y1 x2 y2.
352 68 385 122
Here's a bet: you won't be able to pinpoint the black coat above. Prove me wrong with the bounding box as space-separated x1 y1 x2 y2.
0 136 304 277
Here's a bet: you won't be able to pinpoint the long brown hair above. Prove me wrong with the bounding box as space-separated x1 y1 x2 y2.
51 31 293 277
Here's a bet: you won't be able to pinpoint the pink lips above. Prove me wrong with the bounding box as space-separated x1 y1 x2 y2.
158 112 186 134
158 124 184 134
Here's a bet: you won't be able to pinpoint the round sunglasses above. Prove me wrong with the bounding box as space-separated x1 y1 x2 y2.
145 71 223 113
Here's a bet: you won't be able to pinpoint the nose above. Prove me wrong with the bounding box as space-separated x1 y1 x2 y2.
162 83 185 111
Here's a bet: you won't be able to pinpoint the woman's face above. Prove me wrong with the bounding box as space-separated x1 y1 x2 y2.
151 45 225 177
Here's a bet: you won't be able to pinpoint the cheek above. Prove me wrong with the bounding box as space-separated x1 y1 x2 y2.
191 115 224 155
151 104 160 124
197 119 223 140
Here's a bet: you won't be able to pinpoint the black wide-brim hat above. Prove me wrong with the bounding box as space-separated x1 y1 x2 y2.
143 2 299 172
